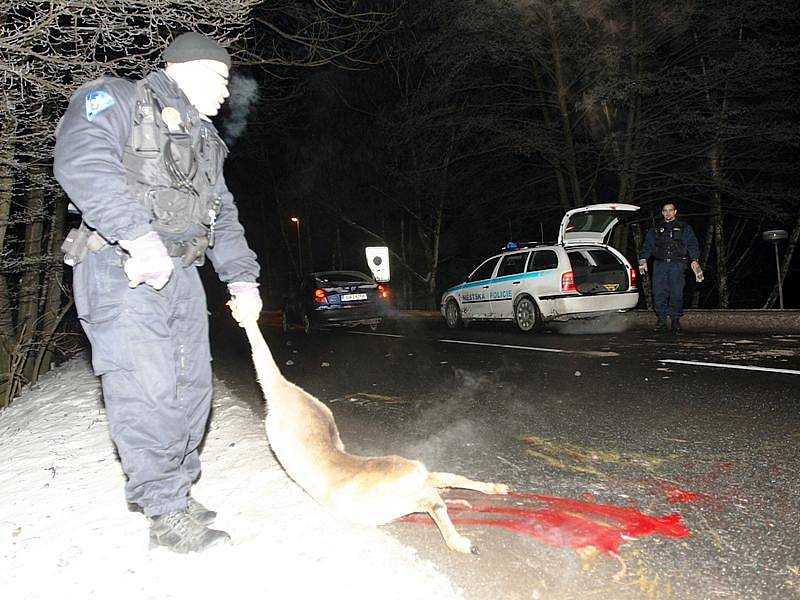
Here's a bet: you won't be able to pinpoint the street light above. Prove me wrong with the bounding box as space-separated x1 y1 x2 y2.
290 217 302 275
762 229 788 309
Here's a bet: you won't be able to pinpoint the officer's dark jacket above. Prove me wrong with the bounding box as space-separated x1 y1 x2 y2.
639 219 700 263
53 70 259 283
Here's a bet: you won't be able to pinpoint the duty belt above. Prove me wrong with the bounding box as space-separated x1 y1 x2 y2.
163 237 209 267
62 222 209 268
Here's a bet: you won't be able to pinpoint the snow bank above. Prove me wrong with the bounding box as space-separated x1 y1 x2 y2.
0 356 461 600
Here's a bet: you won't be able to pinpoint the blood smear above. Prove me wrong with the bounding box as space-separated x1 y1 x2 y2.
398 492 689 554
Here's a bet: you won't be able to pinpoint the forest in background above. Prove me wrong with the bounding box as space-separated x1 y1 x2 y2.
2 0 798 405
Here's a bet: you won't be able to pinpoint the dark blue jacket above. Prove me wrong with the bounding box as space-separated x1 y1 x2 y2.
53 70 259 284
639 219 700 263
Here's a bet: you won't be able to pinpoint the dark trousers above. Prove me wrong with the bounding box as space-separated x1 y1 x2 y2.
652 260 686 319
73 247 212 517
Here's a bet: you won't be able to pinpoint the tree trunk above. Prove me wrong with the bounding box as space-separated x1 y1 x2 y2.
532 60 571 211
18 178 47 381
691 219 714 308
709 143 729 308
0 112 15 256
31 195 68 383
546 8 582 207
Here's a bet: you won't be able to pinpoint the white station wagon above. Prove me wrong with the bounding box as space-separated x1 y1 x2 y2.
440 204 641 331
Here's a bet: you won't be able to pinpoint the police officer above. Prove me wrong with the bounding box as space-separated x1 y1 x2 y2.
638 202 701 333
54 33 263 553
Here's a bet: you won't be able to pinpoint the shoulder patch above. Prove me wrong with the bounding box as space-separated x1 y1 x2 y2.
85 90 116 122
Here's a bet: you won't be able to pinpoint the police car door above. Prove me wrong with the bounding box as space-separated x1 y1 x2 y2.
489 251 530 318
460 256 500 319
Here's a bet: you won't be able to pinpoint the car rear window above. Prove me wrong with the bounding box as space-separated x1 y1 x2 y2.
497 252 529 277
528 250 559 272
566 212 617 235
317 272 372 285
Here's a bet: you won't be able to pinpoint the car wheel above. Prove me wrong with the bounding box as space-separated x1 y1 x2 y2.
445 299 462 329
302 312 313 335
281 309 291 333
514 297 540 332
369 320 381 331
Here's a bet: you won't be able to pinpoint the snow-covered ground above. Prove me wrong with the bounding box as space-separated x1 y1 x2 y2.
0 355 462 600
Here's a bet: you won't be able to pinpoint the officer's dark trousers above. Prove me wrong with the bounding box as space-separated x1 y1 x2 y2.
73 247 212 517
652 260 687 319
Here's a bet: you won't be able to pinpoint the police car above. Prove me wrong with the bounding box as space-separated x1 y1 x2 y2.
440 204 641 331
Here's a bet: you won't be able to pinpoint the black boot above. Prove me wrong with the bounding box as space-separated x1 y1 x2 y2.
671 318 683 334
149 510 230 553
653 317 668 332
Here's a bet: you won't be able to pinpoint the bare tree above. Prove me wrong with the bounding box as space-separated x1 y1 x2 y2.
1 0 400 406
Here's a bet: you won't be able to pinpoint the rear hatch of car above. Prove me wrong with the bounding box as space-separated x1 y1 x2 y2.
558 203 639 245
314 271 380 308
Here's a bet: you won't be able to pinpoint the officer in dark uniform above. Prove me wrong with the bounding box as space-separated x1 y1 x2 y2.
54 33 263 553
638 202 702 332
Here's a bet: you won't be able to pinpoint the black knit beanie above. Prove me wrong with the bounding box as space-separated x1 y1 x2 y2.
163 33 231 69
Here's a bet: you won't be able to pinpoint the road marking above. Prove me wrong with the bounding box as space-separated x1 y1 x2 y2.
346 331 405 338
348 331 618 356
440 339 618 357
441 339 568 353
659 359 800 376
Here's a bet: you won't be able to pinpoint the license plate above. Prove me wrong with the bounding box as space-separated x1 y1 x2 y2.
341 293 367 301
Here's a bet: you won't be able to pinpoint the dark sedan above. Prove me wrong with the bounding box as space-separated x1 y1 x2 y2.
282 271 389 334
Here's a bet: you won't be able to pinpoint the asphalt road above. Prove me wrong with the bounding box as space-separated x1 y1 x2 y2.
211 314 800 600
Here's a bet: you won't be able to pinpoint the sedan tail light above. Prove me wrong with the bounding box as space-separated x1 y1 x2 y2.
313 288 328 304
377 284 389 299
629 267 638 288
561 271 577 292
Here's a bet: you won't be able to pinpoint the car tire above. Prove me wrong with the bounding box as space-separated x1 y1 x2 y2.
281 309 291 333
514 296 540 332
302 312 313 335
444 299 463 329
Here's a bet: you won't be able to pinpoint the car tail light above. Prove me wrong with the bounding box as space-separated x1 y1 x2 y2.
561 271 577 292
313 288 328 304
377 284 389 299
629 267 638 287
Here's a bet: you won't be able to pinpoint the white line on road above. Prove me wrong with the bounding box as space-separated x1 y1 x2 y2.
348 331 618 356
346 331 405 338
659 359 800 376
440 339 618 357
440 339 568 353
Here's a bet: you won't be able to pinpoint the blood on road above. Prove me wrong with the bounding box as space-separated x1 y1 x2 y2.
397 492 689 555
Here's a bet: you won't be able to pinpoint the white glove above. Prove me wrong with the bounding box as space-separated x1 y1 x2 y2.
227 281 262 326
118 232 174 290
638 259 648 275
691 261 704 283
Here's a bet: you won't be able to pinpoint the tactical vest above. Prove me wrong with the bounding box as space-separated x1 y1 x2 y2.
653 220 688 261
122 79 227 256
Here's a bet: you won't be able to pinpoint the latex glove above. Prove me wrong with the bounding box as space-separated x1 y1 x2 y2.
119 232 174 290
227 281 262 326
638 259 648 276
691 261 704 283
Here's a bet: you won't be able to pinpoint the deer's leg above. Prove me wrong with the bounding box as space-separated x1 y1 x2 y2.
417 489 478 555
427 472 509 495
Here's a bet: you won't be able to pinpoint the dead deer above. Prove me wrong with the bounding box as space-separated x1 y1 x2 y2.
237 318 509 554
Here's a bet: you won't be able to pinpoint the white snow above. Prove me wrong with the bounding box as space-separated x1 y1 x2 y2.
0 355 462 600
